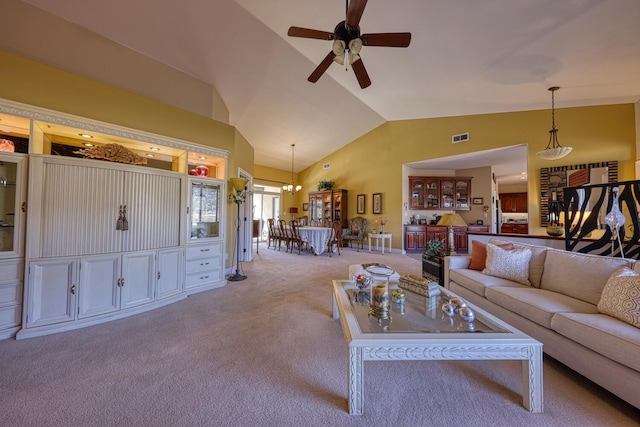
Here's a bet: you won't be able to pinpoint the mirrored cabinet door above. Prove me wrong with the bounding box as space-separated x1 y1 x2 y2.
0 153 27 258
189 178 223 240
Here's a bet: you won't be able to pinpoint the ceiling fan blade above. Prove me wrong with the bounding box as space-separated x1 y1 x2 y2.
288 26 334 40
351 57 371 89
345 0 368 29
361 32 412 47
308 51 336 83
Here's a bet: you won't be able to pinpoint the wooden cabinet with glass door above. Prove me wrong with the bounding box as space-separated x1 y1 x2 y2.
409 176 470 210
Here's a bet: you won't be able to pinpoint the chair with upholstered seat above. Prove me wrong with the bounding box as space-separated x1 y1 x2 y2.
289 219 305 255
278 219 292 251
342 216 367 252
267 218 280 249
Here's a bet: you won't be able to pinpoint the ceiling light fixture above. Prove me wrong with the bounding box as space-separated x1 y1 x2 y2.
283 144 302 195
79 133 93 139
150 147 160 151
537 86 573 160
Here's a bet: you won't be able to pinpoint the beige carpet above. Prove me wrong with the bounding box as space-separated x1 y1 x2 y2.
0 245 638 426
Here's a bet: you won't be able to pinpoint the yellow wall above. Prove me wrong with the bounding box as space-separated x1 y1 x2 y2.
298 104 636 242
0 50 253 269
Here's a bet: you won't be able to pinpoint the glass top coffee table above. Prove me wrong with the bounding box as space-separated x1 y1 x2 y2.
332 280 543 415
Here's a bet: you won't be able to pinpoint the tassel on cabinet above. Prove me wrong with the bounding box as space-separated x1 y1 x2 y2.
116 205 124 230
122 205 129 231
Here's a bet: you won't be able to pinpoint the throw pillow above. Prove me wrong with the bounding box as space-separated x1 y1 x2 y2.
468 240 513 271
597 266 640 328
482 243 532 286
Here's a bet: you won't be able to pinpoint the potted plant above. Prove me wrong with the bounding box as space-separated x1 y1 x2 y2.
317 179 335 191
423 239 445 260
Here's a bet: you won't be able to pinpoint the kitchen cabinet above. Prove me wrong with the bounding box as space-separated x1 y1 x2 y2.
501 223 529 234
404 225 427 252
308 189 348 228
500 192 528 213
409 176 472 210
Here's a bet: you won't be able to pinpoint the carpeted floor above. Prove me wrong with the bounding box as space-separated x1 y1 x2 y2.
0 245 638 426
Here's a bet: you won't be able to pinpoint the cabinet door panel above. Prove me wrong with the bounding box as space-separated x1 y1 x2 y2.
123 172 181 252
28 259 77 327
41 164 123 257
157 248 183 300
121 251 155 309
78 255 120 319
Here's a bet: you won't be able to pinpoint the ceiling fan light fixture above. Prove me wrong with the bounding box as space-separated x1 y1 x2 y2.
348 38 362 54
537 86 573 161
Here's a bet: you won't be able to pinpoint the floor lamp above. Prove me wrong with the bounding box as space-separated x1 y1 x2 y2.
229 177 249 281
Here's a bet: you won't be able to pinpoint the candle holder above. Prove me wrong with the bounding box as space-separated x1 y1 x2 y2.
366 265 395 323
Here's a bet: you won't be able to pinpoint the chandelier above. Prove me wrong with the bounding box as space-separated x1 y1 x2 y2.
283 144 302 194
537 86 573 160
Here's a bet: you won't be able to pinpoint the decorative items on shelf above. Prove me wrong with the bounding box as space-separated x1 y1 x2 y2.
375 216 388 234
73 143 147 165
317 179 335 191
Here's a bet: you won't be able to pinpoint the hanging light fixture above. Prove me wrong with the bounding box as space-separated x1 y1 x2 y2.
283 144 302 194
537 86 573 160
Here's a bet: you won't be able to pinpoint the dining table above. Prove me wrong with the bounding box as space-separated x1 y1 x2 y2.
297 226 333 256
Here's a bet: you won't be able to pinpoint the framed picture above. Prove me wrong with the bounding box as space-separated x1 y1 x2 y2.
372 193 382 214
356 194 366 214
472 197 483 205
302 202 309 211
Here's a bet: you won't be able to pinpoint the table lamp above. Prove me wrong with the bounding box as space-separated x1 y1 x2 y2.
289 207 298 219
437 213 467 255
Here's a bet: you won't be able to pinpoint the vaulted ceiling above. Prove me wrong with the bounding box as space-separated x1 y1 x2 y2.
14 0 640 178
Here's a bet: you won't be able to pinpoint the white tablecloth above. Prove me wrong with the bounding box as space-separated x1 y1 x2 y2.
298 226 332 256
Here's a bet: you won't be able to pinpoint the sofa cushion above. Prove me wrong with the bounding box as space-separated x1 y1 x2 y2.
468 240 513 271
489 238 547 287
449 268 526 297
539 249 631 305
483 243 532 286
597 266 640 328
551 312 640 372
485 286 598 329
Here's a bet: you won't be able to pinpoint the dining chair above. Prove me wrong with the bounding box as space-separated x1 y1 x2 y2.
328 220 342 257
267 218 280 249
289 219 305 255
278 219 292 251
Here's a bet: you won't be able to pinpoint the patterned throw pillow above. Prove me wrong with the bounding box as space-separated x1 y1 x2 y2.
597 266 640 328
482 243 532 286
468 240 513 271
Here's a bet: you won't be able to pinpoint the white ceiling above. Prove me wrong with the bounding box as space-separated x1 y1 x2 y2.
20 0 640 183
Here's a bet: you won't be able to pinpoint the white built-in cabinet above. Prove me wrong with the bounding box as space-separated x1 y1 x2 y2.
0 153 27 339
26 248 183 329
19 155 191 338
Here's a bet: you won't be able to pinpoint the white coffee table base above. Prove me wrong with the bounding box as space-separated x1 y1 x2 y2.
368 233 392 254
332 281 543 416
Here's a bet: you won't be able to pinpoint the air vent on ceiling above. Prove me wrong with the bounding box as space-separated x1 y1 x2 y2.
323 163 330 169
452 132 469 143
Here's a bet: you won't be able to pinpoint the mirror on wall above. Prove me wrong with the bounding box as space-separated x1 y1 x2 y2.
540 161 618 227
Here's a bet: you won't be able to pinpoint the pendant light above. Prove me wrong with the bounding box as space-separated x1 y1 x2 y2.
537 86 573 160
283 144 302 194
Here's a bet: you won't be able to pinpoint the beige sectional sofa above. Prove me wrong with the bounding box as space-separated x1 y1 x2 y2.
444 238 640 409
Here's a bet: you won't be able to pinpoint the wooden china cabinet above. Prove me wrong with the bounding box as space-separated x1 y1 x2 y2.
409 176 472 211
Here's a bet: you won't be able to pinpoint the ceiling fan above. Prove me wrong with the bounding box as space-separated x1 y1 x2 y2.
287 0 411 89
